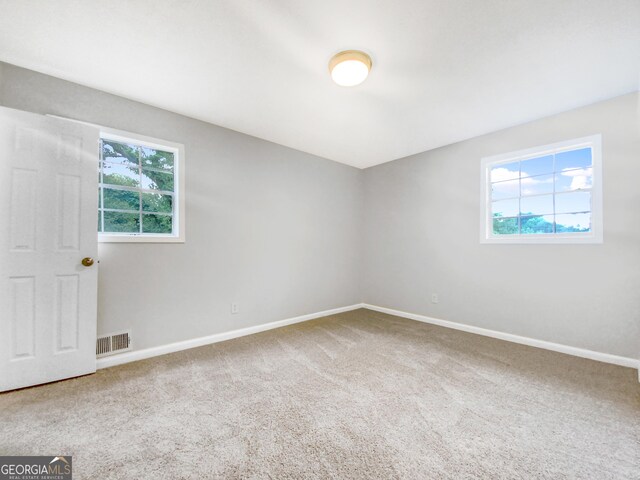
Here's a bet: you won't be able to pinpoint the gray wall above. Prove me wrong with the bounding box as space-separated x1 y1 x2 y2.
363 92 640 359
1 61 638 361
0 62 363 351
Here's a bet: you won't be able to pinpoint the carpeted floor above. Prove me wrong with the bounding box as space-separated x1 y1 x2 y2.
1 309 639 479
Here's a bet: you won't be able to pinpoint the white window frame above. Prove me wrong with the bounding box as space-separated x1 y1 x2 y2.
480 134 602 244
97 126 185 243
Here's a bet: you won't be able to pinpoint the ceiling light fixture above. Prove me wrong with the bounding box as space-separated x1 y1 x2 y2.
329 50 372 87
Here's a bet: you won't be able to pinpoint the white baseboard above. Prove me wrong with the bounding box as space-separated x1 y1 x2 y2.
97 303 365 369
363 304 639 370
98 302 639 375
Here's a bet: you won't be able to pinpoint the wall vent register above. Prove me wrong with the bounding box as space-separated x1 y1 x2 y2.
96 331 131 358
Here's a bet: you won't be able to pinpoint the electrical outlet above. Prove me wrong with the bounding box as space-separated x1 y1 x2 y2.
231 303 239 314
431 293 439 304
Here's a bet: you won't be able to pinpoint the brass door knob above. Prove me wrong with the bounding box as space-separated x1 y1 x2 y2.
81 257 94 267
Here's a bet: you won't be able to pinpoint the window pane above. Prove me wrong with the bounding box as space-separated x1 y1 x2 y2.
141 168 173 191
521 155 553 178
520 173 554 196
491 179 519 200
142 214 172 234
103 187 140 211
102 162 140 188
102 140 139 166
555 147 591 172
492 216 518 235
520 215 554 234
491 161 519 182
556 167 592 192
103 211 140 233
520 194 553 216
492 198 519 217
141 192 173 213
555 191 590 214
97 210 102 233
555 213 591 233
141 147 174 172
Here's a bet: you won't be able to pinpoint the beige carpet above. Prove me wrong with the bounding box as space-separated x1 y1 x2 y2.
1 309 639 479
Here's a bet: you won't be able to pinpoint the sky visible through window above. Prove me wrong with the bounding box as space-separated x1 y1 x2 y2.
490 147 592 235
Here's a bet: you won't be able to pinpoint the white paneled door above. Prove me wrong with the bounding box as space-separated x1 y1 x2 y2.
0 106 99 392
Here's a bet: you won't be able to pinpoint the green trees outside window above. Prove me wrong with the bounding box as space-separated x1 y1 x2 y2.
98 139 175 235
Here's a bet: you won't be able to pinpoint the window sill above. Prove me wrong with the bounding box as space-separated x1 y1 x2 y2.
481 233 602 244
98 234 185 244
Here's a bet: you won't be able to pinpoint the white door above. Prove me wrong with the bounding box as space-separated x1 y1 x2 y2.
0 106 99 392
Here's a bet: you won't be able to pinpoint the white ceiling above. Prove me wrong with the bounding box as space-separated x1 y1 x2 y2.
0 0 639 168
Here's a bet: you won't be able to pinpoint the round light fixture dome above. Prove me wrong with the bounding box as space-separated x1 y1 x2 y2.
329 50 372 87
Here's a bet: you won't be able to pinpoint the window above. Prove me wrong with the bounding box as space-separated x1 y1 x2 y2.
98 128 185 242
480 135 602 244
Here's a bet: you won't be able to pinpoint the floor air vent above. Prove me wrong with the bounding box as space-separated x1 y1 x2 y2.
96 331 131 357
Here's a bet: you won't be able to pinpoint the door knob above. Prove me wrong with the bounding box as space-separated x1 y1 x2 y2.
81 257 94 267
